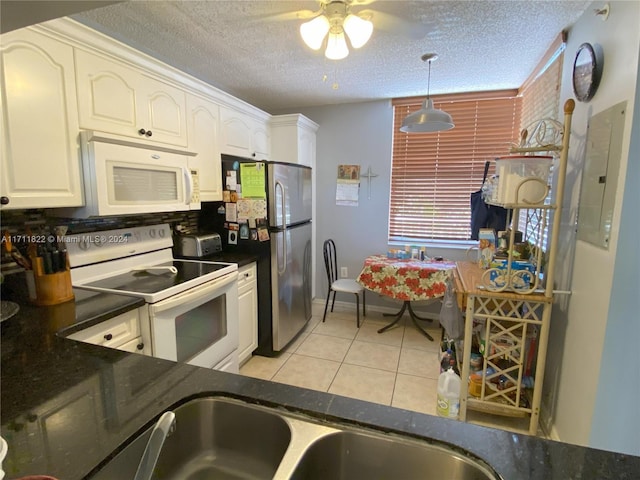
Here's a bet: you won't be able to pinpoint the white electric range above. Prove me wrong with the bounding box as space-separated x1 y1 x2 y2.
66 224 239 373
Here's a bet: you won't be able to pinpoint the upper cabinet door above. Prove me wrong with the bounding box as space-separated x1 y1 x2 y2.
75 50 187 147
220 106 270 160
0 29 83 209
186 93 222 202
219 106 252 157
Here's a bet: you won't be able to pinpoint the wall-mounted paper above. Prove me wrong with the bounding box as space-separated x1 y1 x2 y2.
240 163 266 198
336 182 359 207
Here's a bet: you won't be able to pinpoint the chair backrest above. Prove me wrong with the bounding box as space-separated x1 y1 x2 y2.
323 239 338 285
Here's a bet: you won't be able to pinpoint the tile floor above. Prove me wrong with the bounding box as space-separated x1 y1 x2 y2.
239 302 444 416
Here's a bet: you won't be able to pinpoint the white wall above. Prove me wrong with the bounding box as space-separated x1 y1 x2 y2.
281 101 470 310
544 0 640 454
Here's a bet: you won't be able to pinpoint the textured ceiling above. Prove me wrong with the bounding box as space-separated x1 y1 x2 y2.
70 0 592 113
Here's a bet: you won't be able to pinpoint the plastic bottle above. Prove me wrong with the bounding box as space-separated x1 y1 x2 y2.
436 368 461 419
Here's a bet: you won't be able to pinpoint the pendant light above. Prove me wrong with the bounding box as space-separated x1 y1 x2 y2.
400 53 455 133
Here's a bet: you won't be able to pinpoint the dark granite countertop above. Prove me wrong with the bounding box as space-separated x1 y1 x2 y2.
1 295 639 479
174 251 259 267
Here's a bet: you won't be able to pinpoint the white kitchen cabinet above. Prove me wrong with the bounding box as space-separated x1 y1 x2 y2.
220 106 270 159
270 114 318 166
186 93 223 201
237 262 258 364
75 49 187 147
0 29 83 209
67 308 151 355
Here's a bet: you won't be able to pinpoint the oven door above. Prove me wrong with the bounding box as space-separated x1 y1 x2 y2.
148 271 239 372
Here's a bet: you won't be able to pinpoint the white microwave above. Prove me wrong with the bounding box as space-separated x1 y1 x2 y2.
56 131 201 217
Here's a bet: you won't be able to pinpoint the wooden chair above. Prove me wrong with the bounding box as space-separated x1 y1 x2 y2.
322 239 365 327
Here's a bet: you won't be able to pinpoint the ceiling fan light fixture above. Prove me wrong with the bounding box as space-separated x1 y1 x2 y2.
325 31 349 60
400 53 455 133
400 99 455 133
300 15 330 50
343 14 373 48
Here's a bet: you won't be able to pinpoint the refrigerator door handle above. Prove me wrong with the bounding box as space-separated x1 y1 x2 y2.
276 180 287 274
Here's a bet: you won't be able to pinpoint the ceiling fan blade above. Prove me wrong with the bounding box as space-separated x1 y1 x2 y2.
350 0 378 6
251 9 319 24
359 9 430 39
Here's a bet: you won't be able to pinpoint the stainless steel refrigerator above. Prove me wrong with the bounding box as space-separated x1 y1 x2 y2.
201 155 312 356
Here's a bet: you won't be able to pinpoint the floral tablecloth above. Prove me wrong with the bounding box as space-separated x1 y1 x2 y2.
356 255 455 302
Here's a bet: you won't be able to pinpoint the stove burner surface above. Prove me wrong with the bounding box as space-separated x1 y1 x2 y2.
84 261 228 295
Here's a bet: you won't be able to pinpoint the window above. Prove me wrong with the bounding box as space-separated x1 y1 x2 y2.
390 91 522 243
517 35 565 250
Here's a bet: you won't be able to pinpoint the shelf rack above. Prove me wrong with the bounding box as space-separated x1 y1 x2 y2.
457 99 575 435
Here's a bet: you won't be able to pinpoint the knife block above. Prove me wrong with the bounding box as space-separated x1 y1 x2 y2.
31 256 75 306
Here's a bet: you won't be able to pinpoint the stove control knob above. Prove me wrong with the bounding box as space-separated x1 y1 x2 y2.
78 239 90 251
94 236 104 247
149 229 156 238
158 229 166 238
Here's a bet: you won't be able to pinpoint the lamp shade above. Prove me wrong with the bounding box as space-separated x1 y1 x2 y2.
325 32 349 60
400 99 455 133
300 15 330 50
343 14 373 48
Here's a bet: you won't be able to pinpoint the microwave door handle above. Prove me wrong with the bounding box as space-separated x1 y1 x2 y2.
184 167 194 205
275 181 286 274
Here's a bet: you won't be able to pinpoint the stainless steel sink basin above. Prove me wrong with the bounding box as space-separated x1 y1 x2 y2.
92 397 292 479
92 397 500 480
288 430 497 480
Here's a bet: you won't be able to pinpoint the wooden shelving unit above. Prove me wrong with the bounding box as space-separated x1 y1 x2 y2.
456 99 575 435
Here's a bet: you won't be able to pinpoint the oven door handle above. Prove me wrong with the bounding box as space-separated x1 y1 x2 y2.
151 271 238 313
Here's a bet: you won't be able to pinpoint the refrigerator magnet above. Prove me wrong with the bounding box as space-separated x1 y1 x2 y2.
250 229 258 241
225 170 237 190
223 191 230 202
239 223 249 239
257 228 269 242
228 230 238 245
225 203 237 222
230 191 238 202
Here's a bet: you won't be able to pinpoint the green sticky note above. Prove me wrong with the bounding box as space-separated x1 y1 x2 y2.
240 163 266 198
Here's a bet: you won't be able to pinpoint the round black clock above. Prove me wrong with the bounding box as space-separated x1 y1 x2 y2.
572 43 601 102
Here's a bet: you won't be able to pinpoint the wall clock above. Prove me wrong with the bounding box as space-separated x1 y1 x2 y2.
572 43 602 102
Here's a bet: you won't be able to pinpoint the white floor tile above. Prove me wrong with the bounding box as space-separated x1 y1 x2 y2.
329 363 396 406
398 347 441 379
355 322 404 347
343 340 401 372
239 353 291 381
295 333 353 362
401 324 443 352
392 373 438 416
271 353 340 391
312 315 360 339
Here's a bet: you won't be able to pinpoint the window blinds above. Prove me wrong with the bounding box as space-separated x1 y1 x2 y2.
390 91 521 242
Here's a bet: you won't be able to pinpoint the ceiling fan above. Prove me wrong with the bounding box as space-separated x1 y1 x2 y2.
263 0 429 60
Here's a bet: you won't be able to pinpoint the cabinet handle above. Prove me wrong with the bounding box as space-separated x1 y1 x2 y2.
0 196 9 205
136 343 144 350
138 128 147 136
104 333 113 341
145 130 153 137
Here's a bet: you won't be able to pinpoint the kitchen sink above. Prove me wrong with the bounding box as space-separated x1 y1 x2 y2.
288 430 497 480
91 397 292 479
91 397 500 480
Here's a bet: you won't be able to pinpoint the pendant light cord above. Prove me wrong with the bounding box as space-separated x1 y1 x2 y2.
427 59 431 100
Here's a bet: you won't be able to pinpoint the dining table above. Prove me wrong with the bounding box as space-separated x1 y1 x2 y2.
356 254 456 341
